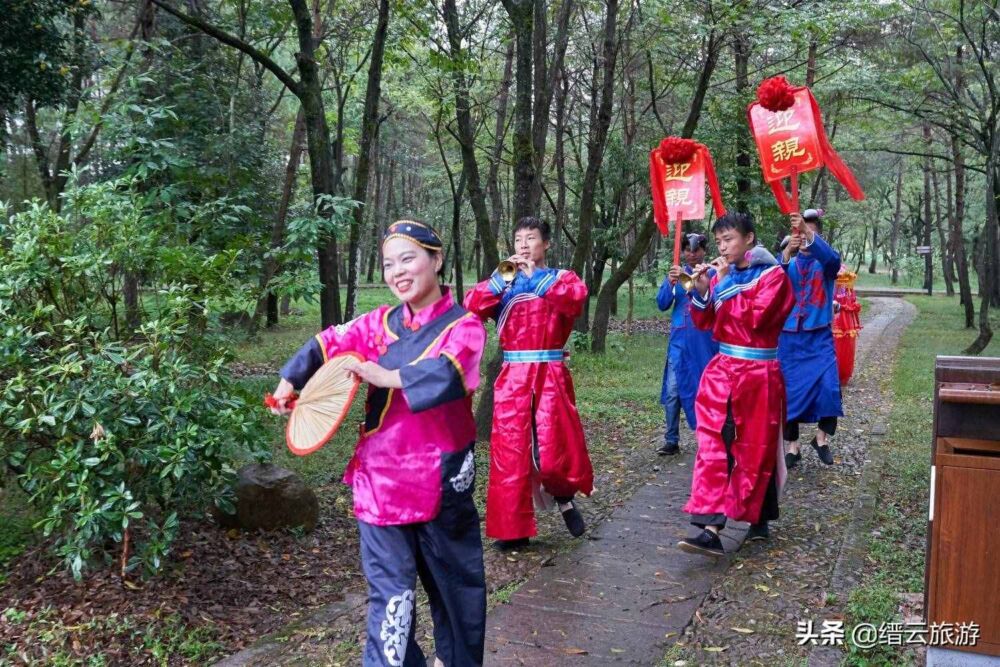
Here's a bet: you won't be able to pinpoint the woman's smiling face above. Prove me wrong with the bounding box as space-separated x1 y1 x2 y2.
382 237 442 307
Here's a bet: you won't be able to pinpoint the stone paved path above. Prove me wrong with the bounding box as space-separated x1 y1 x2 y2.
485 297 915 665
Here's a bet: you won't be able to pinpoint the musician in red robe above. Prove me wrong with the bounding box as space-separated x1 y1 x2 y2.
678 212 795 557
464 217 594 550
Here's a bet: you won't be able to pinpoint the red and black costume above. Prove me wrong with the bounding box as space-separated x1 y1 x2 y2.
683 254 795 527
464 267 594 541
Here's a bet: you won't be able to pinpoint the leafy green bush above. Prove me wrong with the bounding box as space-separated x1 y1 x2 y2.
0 180 270 579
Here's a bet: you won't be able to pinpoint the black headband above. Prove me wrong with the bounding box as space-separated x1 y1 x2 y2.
382 220 443 250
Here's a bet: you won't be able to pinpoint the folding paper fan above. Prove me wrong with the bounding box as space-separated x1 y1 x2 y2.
283 352 363 456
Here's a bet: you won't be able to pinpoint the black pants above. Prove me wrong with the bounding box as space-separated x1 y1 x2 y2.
690 398 779 529
784 416 838 442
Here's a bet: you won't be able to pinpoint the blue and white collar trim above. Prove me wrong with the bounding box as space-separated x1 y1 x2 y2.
714 264 782 304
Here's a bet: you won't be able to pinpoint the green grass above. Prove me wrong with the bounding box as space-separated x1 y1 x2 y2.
853 268 979 294
844 296 999 666
0 486 35 586
232 287 396 366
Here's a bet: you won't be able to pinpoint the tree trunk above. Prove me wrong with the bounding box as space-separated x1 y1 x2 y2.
528 0 574 214
451 171 467 301
868 223 878 273
487 41 515 244
365 147 385 284
443 0 499 277
254 107 307 328
590 214 657 352
952 136 975 327
569 0 619 280
855 225 867 273
889 160 903 285
552 59 569 267
345 0 390 320
287 0 342 327
124 272 141 332
501 0 536 222
934 162 955 296
963 134 998 353
922 124 933 292
732 30 752 209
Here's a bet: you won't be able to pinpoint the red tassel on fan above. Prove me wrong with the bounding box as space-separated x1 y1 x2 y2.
264 392 297 411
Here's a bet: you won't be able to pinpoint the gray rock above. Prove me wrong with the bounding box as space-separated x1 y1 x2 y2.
217 464 319 532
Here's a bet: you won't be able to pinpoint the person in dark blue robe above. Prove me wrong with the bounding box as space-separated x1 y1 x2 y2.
656 233 719 455
777 209 844 468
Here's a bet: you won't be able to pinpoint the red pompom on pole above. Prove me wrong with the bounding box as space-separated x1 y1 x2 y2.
756 75 796 112
649 137 725 266
747 76 865 214
656 136 699 163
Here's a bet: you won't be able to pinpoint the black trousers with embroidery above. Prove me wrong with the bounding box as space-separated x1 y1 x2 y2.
358 449 485 666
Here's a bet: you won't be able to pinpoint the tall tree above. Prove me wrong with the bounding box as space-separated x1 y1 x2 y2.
528 0 574 214
153 0 347 326
871 2 999 350
590 15 721 353
345 0 391 320
442 0 499 275
889 159 903 284
569 0 620 290
500 0 537 222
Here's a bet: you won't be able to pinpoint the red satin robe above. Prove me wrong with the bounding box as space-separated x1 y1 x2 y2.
465 268 594 540
684 263 795 524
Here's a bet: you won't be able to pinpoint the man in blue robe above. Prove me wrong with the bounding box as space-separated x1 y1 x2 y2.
778 209 844 468
656 233 719 456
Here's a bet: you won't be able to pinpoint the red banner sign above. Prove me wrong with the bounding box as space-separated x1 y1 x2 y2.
748 88 821 183
652 149 706 224
747 77 865 214
649 139 725 238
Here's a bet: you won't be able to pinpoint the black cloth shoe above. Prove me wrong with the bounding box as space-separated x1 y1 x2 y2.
677 529 724 557
494 537 530 551
746 522 769 542
656 442 680 456
560 501 586 537
810 437 834 465
785 450 801 469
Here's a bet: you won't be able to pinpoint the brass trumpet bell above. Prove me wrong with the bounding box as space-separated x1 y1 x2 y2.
498 260 518 282
677 271 697 291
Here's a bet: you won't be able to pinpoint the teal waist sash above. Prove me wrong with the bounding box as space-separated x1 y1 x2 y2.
502 349 567 363
718 342 778 361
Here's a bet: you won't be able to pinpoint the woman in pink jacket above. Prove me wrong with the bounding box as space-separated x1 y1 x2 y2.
270 221 487 667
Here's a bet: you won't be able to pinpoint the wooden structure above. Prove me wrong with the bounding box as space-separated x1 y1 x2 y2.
926 356 1000 657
